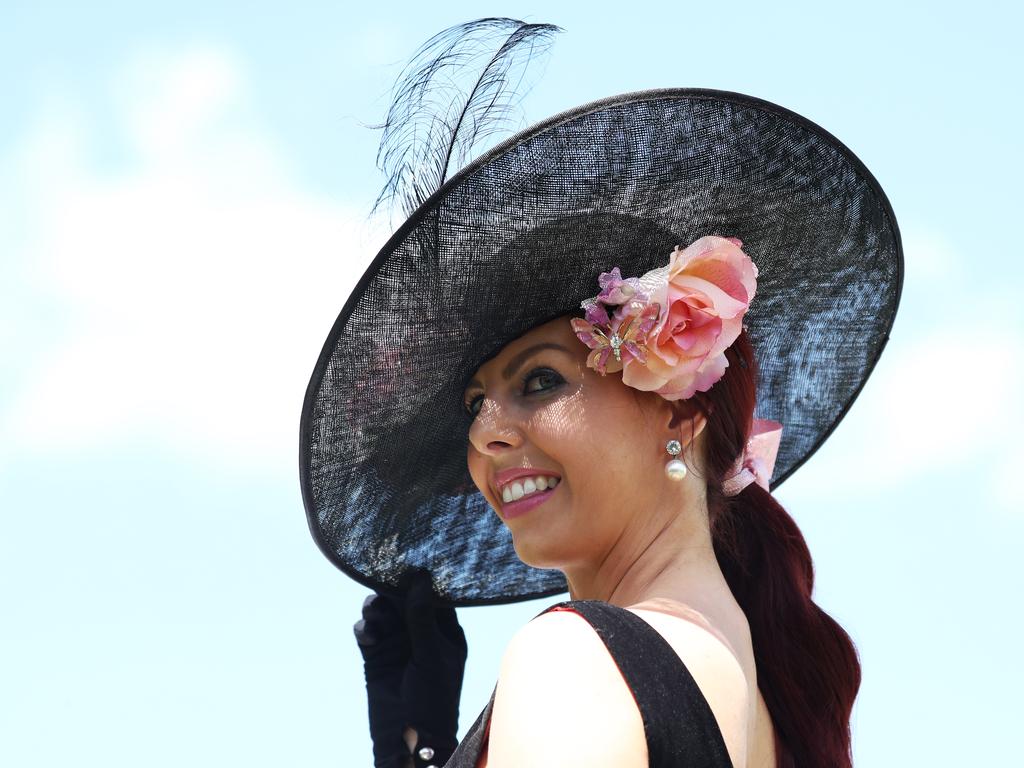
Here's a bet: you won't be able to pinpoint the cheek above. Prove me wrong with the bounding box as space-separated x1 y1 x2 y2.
564 396 654 489
522 400 590 468
466 446 490 499
534 392 645 482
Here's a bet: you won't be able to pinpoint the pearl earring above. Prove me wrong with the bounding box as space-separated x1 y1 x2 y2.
665 439 688 481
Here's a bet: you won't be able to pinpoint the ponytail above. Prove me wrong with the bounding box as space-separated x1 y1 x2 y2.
679 330 862 768
711 483 861 767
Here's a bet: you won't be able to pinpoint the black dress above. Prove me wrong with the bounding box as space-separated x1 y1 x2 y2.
443 599 735 767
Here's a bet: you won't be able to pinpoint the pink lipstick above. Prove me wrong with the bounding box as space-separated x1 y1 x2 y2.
500 484 558 519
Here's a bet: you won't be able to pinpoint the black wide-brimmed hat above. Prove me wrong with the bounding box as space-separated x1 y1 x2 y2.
299 23 903 607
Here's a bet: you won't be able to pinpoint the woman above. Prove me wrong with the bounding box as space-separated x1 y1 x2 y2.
301 18 902 768
457 302 787 768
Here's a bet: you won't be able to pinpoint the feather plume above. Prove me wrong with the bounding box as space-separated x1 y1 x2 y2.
369 18 563 224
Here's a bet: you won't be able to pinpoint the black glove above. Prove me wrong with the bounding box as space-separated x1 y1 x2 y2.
354 570 468 768
354 590 412 768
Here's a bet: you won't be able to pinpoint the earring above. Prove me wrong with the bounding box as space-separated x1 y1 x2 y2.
665 439 688 481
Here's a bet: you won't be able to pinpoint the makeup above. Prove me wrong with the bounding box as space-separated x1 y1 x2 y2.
500 484 558 519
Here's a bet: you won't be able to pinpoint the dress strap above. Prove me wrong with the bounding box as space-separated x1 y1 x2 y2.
443 684 496 767
536 599 735 768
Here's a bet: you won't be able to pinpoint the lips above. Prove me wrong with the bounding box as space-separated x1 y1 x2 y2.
499 474 560 503
489 466 561 507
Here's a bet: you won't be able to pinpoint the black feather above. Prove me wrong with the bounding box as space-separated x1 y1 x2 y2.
368 17 563 225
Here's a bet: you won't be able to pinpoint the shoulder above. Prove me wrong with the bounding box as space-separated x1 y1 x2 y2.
626 601 751 705
486 608 648 767
485 604 750 767
627 604 751 766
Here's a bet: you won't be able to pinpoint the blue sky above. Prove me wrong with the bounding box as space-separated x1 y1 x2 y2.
2 1 1021 765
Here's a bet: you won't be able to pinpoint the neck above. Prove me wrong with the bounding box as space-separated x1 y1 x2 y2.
563 490 731 611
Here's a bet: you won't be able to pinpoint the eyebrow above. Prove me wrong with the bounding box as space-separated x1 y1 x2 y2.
466 342 572 392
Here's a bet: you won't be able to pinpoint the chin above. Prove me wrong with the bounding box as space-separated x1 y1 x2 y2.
509 534 570 571
514 551 563 571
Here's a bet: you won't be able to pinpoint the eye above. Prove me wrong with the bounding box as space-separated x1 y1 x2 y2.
463 367 565 418
465 393 484 417
523 367 563 394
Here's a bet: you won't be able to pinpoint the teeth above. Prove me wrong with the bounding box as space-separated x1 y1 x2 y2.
501 475 560 504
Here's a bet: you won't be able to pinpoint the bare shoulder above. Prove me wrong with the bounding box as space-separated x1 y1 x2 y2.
486 606 750 767
486 609 648 767
628 602 751 767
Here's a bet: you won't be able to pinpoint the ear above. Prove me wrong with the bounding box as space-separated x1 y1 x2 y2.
664 398 708 447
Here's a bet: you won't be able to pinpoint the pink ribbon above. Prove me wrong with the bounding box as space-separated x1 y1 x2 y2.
721 418 783 497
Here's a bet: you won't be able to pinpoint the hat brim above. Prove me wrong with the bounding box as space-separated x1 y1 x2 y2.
300 88 903 606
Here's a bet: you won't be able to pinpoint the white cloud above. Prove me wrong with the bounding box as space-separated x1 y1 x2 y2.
1 45 391 474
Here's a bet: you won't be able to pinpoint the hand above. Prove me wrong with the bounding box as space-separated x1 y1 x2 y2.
354 571 468 768
400 570 468 765
354 589 411 768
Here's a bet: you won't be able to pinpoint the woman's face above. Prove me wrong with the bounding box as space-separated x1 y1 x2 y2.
464 315 703 571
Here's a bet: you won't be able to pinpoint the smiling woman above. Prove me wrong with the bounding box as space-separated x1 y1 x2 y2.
449 300 823 768
299 16 902 768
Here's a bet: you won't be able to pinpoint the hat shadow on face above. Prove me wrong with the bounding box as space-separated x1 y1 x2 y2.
377 212 683 496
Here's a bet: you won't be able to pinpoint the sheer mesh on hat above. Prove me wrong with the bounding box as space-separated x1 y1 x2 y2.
300 90 902 605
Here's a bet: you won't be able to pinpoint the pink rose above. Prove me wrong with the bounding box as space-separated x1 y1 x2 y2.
620 236 758 400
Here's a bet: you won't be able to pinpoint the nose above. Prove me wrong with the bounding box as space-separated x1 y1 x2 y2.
467 398 524 456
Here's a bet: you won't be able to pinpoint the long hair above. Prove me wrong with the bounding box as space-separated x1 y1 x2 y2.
667 329 862 768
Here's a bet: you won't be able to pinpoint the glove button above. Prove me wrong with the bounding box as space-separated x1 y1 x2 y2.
418 746 435 760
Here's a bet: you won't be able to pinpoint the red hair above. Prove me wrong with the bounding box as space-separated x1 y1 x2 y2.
668 329 862 768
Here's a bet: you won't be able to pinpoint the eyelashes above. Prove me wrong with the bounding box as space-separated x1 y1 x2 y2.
464 366 565 417
522 367 565 401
